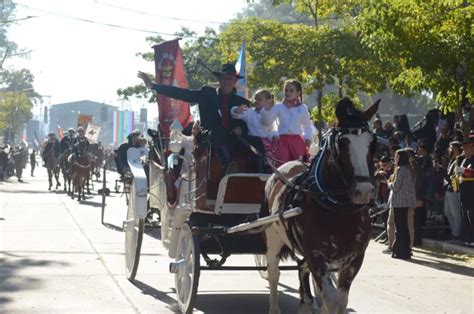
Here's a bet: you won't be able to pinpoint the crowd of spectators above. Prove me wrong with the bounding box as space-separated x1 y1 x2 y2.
372 102 474 255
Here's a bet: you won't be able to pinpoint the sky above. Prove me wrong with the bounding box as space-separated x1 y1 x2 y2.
6 0 246 119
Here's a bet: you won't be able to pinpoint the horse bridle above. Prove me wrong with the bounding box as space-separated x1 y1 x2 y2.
327 126 374 186
303 125 376 214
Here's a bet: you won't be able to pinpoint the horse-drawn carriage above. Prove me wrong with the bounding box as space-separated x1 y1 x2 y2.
120 98 380 314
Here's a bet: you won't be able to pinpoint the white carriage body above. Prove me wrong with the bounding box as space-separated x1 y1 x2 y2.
126 148 148 219
149 150 269 258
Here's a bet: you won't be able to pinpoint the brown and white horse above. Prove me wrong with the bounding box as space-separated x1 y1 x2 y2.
263 97 379 314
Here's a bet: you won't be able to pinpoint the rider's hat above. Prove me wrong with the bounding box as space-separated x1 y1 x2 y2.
212 63 244 79
48 132 55 136
131 129 141 136
77 126 85 132
67 128 75 132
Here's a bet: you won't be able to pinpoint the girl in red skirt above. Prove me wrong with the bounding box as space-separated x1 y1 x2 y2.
262 79 313 165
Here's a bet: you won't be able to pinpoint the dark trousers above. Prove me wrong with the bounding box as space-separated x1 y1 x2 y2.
413 205 426 246
459 182 474 243
212 130 232 168
246 135 265 173
31 163 36 176
392 207 411 258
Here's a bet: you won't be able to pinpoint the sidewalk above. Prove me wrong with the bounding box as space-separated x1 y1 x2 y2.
422 238 474 256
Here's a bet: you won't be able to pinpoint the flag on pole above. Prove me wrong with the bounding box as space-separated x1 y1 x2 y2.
57 124 64 140
235 41 248 99
85 123 101 144
153 39 192 136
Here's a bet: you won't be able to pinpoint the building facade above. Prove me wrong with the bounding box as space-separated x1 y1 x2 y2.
49 100 117 145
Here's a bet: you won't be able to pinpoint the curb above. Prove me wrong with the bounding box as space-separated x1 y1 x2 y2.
421 238 474 256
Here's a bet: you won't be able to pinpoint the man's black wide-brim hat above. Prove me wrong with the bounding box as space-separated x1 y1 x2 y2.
212 63 244 79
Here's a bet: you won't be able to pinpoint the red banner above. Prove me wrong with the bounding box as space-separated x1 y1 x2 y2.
153 39 192 136
77 114 93 128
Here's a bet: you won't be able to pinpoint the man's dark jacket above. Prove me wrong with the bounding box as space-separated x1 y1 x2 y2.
42 140 60 159
151 84 251 134
60 135 74 153
72 137 90 156
114 135 140 176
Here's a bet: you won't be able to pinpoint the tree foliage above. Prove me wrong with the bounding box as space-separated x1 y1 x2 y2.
0 91 33 133
0 68 39 137
354 0 474 110
0 0 18 65
218 18 387 106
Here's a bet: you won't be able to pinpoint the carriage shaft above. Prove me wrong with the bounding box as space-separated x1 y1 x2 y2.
225 207 302 234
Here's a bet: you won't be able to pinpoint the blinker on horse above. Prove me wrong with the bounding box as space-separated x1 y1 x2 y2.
264 97 379 314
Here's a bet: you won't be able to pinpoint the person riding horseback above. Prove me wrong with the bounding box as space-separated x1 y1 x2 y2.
114 129 141 178
138 63 251 174
42 132 60 166
71 127 90 161
60 128 75 153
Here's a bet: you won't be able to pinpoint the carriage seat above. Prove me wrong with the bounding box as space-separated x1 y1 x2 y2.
210 173 270 215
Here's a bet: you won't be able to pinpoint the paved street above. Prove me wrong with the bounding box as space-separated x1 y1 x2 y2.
1 164 473 313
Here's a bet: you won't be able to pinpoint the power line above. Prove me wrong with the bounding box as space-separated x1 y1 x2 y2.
15 2 215 39
94 1 338 25
94 1 229 25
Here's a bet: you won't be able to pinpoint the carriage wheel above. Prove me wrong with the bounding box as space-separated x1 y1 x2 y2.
124 197 144 281
254 254 268 280
175 222 200 314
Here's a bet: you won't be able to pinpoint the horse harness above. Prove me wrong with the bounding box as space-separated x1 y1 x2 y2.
276 126 376 263
282 126 376 216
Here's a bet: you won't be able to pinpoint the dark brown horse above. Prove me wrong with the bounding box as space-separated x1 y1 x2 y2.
90 143 104 182
71 141 91 201
59 149 72 194
263 97 379 314
45 145 61 191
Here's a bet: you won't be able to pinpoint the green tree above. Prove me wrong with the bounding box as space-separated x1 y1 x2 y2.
239 0 311 23
0 68 40 140
0 68 41 100
218 18 386 117
0 91 33 140
1 1 16 64
355 0 474 112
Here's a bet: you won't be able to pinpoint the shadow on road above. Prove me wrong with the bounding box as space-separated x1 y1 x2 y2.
79 200 102 208
0 252 70 306
410 250 473 277
145 227 161 240
132 279 179 313
102 222 123 232
194 292 300 313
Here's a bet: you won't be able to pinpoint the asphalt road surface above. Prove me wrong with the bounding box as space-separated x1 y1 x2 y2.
1 164 472 313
